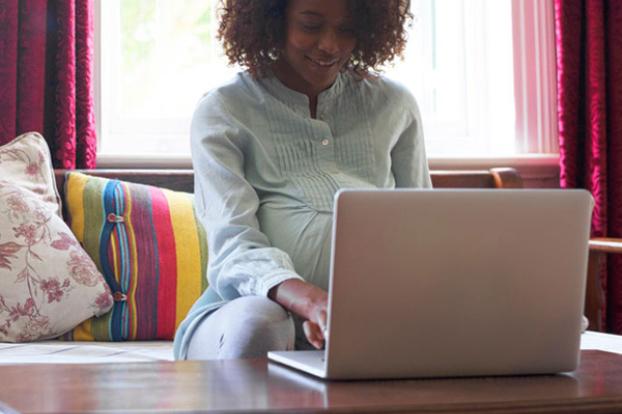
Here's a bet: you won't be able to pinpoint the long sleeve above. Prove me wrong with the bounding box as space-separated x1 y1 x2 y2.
190 93 303 300
390 93 433 189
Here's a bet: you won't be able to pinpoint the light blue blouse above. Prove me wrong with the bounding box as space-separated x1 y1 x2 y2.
174 71 432 359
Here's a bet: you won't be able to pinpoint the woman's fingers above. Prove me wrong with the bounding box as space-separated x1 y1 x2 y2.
309 305 328 348
303 320 325 349
317 308 327 332
297 291 328 349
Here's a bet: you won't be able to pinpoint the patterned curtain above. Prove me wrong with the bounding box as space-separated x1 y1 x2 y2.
556 0 622 332
0 0 97 169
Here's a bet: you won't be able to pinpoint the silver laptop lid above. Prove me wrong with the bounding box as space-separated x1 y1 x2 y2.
324 189 592 379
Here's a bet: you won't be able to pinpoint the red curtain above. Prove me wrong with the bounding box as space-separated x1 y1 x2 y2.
0 0 96 169
556 0 622 332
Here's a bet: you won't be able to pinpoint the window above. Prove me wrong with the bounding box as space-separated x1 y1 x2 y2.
95 0 558 165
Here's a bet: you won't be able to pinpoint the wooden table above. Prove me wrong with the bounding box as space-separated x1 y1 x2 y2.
1 350 622 413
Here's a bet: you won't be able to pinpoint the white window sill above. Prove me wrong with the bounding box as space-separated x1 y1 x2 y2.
96 153 194 169
430 154 559 169
96 152 560 171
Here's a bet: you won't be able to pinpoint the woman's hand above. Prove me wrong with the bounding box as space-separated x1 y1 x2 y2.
302 294 328 349
268 279 328 349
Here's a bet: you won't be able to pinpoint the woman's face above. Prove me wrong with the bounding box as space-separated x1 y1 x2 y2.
278 0 357 96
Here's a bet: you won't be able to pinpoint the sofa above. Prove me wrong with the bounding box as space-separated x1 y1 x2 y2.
0 132 613 364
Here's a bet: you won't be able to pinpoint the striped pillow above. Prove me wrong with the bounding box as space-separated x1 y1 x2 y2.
62 172 208 340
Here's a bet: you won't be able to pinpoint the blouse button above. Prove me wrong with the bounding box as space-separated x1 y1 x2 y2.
321 139 330 146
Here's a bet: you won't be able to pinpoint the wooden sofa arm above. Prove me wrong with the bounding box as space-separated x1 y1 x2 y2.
586 238 622 331
428 167 523 189
590 238 622 253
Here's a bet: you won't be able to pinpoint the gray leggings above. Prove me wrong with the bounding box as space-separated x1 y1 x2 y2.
186 296 297 360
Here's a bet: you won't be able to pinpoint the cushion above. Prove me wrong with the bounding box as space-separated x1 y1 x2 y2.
0 340 174 364
62 172 208 341
0 132 62 217
0 180 113 342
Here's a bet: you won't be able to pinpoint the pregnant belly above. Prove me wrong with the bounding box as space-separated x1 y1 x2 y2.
257 204 332 290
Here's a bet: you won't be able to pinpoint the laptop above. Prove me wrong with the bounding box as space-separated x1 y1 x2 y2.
268 189 593 380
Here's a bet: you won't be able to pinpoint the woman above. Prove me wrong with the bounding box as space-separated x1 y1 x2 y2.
174 0 432 360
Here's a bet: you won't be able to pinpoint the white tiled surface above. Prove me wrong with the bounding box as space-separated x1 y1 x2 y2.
0 341 173 364
0 332 618 365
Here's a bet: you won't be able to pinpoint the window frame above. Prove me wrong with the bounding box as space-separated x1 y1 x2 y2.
93 0 560 175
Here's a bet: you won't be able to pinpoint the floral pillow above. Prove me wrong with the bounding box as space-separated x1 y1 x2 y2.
0 132 62 217
0 180 113 342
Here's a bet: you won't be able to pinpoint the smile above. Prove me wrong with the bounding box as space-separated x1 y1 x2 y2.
306 56 339 68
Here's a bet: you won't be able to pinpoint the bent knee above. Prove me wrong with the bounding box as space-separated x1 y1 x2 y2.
220 313 294 358
188 296 295 360
225 296 290 323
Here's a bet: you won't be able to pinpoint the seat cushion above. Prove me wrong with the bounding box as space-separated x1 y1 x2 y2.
0 340 174 364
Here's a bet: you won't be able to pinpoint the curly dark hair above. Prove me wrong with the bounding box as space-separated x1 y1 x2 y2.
217 0 412 77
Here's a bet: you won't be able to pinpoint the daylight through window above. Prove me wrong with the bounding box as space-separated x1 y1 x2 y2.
96 0 557 158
